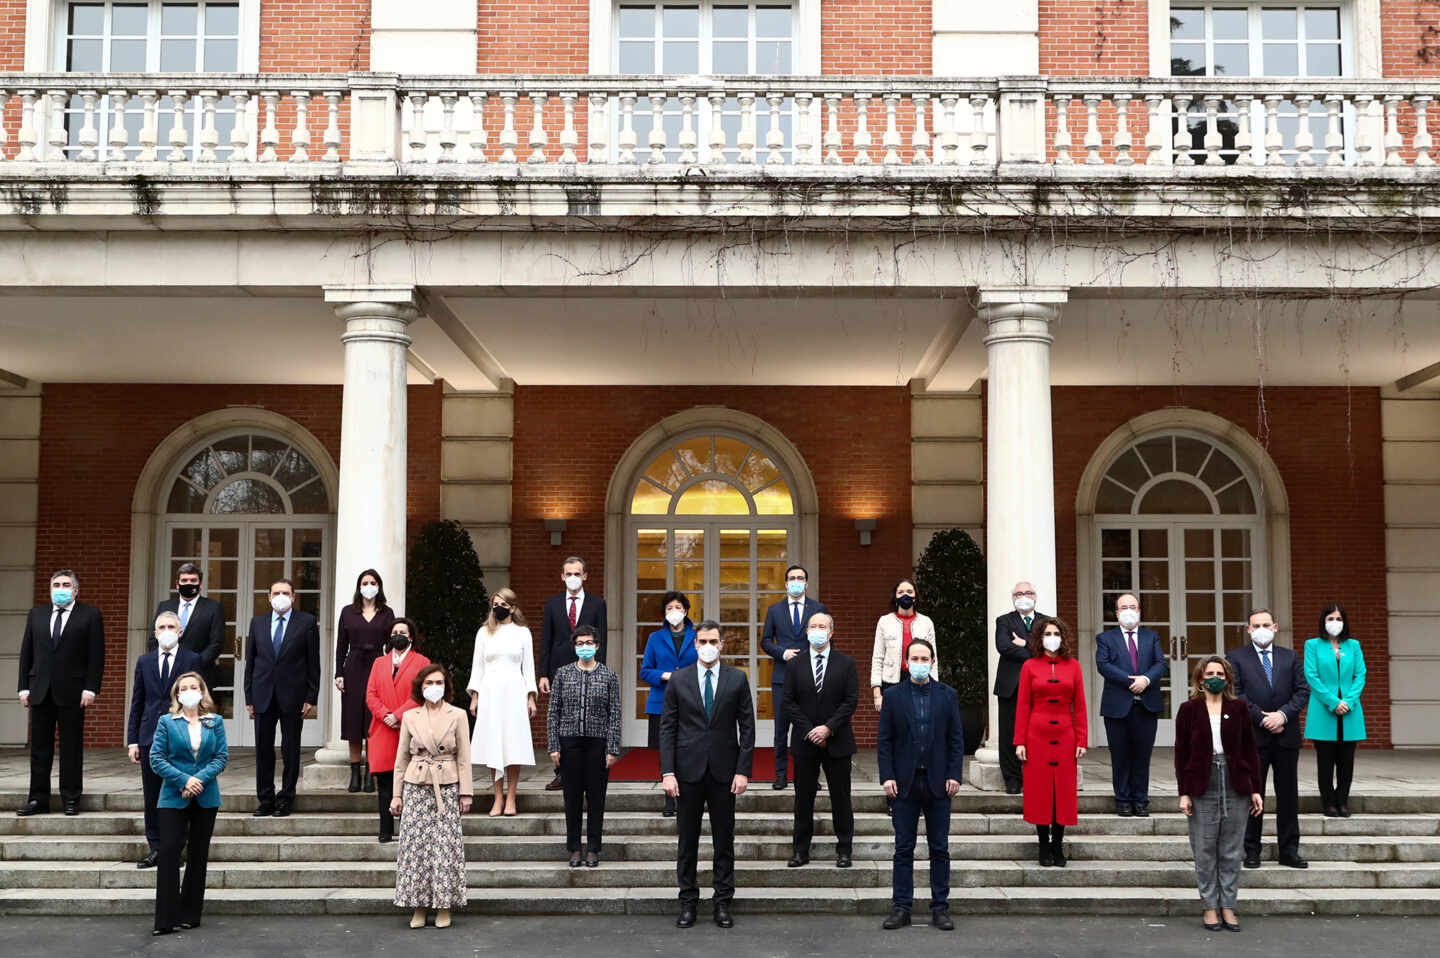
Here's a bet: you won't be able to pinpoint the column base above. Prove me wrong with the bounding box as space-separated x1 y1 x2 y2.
301 743 354 790
967 747 1006 791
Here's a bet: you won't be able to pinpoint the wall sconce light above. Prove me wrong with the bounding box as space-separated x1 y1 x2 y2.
855 518 877 547
545 518 568 547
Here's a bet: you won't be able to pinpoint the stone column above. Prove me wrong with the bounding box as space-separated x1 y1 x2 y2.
968 287 1066 790
305 286 419 787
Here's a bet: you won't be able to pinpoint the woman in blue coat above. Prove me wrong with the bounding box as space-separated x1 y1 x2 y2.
639 590 697 816
1304 603 1366 818
148 671 228 935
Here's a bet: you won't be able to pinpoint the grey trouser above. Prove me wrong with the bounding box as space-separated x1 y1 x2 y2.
1188 755 1246 910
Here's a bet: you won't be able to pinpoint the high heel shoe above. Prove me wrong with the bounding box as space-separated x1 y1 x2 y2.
435 909 451 929
410 908 427 929
347 763 363 793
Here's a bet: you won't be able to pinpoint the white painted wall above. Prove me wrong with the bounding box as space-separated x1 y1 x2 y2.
933 1 1039 76
911 386 984 559
441 390 514 591
0 384 41 745
371 0 477 73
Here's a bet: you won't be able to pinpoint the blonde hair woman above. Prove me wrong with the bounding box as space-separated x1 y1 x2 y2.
467 588 537 816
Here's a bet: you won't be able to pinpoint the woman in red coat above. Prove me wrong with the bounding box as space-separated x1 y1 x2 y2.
1014 615 1088 867
366 617 430 843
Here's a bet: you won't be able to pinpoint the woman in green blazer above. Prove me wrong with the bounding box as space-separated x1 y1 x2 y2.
1303 603 1366 818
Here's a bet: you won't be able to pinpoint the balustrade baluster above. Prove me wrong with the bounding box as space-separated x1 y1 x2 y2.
1233 94 1254 166
1113 92 1133 166
823 92 842 165
469 92 490 163
647 91 668 164
736 91 757 164
107 90 130 159
197 90 220 162
1322 94 1344 167
1263 94 1284 166
938 93 959 165
47 89 69 161
436 92 458 163
228 90 250 161
1384 94 1404 166
1414 95 1434 166
910 93 930 165
1353 94 1376 167
1171 94 1193 166
1083 93 1103 165
852 92 872 165
882 92 901 165
407 91 428 162
765 92 786 165
527 92 548 163
616 92 637 164
1203 94 1223 166
258 91 279 162
1053 94 1074 164
1293 94 1316 166
587 91 608 163
16 90 38 161
709 91 728 164
1143 93 1165 165
559 92 579 164
0 91 8 162
793 92 815 164
289 90 311 163
499 91 519 163
77 90 99 162
968 93 988 165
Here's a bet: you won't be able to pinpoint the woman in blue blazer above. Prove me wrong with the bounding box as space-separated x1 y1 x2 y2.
148 671 228 935
1304 603 1366 818
639 591 697 817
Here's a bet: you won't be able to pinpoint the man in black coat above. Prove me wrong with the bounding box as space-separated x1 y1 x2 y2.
992 580 1042 794
660 620 755 930
17 570 106 816
538 556 608 790
759 564 827 789
1228 608 1310 870
243 578 320 817
150 562 225 681
781 611 858 868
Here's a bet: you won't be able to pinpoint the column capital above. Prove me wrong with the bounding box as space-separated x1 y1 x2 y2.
977 286 1067 345
325 285 419 346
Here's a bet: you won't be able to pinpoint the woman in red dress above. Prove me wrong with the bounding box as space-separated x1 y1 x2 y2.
1014 615 1088 867
365 617 430 843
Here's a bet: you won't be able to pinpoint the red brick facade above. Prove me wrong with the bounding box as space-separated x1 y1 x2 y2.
1382 0 1440 76
258 0 371 72
1038 0 1150 75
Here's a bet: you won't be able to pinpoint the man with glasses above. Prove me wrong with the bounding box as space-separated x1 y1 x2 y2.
760 565 827 790
993 581 1044 794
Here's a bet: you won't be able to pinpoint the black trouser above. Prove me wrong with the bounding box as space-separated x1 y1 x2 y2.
997 694 1022 788
771 683 790 778
154 804 217 930
253 703 303 803
1314 740 1357 808
676 773 736 905
561 735 610 852
140 750 163 849
374 771 395 838
792 747 853 855
27 696 85 807
1246 744 1300 858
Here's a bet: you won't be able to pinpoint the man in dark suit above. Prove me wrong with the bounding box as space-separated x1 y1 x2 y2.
877 638 964 931
538 556 608 790
1228 607 1310 870
760 564 827 789
660 619 755 930
993 580 1043 794
242 578 320 817
127 610 201 867
17 570 106 817
781 611 858 869
150 562 225 681
1095 592 1167 817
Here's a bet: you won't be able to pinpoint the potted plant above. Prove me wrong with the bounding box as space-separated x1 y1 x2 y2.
406 519 488 716
913 528 987 754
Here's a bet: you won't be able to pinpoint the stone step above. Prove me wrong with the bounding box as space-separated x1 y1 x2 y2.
5 857 1438 891
2 884 1438 917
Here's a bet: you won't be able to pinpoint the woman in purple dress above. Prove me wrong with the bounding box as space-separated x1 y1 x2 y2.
336 568 396 792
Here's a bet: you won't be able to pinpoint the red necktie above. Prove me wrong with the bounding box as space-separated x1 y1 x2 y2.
568 597 578 630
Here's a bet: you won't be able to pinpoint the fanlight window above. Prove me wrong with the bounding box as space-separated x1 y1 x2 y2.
1096 433 1257 516
167 433 330 514
630 434 794 516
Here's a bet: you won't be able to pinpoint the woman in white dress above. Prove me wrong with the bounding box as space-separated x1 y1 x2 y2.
467 588 537 817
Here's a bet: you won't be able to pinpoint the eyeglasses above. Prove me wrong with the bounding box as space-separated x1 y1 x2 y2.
1012 590 1036 598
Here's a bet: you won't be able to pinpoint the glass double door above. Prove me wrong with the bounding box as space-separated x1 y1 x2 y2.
163 521 330 746
625 521 795 745
1097 521 1260 746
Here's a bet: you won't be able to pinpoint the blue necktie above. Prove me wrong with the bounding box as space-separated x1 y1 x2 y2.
792 602 802 636
703 668 714 719
273 615 286 655
1261 649 1273 686
180 601 192 631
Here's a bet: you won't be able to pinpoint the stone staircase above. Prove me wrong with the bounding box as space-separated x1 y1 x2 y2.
2 788 1439 918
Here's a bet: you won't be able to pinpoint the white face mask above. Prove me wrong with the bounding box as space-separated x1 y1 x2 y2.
156 629 180 651
359 584 379 600
665 609 686 628
1251 627 1275 647
177 689 203 710
270 594 293 614
565 575 583 592
1325 620 1344 637
696 643 720 665
1117 609 1141 629
1014 596 1036 614
422 684 446 703
1042 634 1062 653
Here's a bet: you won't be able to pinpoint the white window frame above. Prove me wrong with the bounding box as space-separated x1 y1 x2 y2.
36 0 260 71
1148 0 1379 77
590 0 819 74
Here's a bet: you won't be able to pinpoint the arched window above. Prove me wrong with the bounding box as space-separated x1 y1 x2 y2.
1095 433 1257 516
166 433 331 514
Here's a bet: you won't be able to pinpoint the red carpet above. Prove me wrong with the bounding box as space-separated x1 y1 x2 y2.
608 747 793 782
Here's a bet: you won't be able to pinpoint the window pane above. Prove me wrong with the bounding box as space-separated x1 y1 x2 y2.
719 529 750 559
1096 477 1132 513
756 5 791 37
757 529 787 559
713 39 747 74
1171 43 1206 76
1138 479 1213 514
753 478 793 515
1135 436 1173 476
1214 43 1249 76
290 479 329 514
662 5 699 36
1104 448 1150 491
182 449 223 490
161 38 197 70
1261 7 1297 40
204 38 238 71
211 435 248 475
631 480 670 514
1216 481 1256 514
211 478 285 514
250 436 288 475
713 437 750 476
274 447 319 492
663 39 699 73
1199 448 1242 490
162 3 200 35
643 450 686 490
111 38 147 71
738 453 780 491
1101 528 1132 558
1183 527 1215 558
675 480 750 515
69 3 105 34
1170 8 1203 39
1307 43 1340 76
171 527 203 556
713 5 748 38
207 2 240 35
619 40 655 73
1305 7 1340 40
756 40 790 73
1212 8 1248 40
67 38 104 71
1263 43 1299 76
618 6 655 37
167 480 208 513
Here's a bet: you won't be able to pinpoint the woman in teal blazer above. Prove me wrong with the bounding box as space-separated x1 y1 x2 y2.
148 671 228 935
1304 603 1366 818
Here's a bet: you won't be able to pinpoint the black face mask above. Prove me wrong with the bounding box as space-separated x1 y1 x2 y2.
493 606 512 622
895 594 915 611
390 635 411 652
177 583 200 599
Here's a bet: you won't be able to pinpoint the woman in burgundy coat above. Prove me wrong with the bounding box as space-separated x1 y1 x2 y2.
1014 616 1088 867
1175 656 1263 933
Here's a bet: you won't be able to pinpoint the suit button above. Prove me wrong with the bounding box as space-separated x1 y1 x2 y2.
1049 720 1059 725
1050 741 1059 746
1048 699 1059 704
1049 761 1059 767
1048 679 1060 684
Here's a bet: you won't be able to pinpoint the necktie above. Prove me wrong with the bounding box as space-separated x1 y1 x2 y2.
180 601 192 631
792 602 802 636
814 653 825 690
568 597 578 630
51 608 65 646
1261 649 1273 686
1023 615 1032 631
703 667 714 719
273 615 286 654
161 652 172 689
1126 631 1139 672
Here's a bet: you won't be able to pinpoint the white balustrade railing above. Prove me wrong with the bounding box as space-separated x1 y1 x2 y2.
0 73 1436 172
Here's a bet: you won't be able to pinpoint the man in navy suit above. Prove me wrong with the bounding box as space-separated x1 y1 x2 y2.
760 564 827 789
1228 608 1310 870
877 639 964 932
242 578 320 817
126 610 201 867
150 562 225 681
538 556 609 790
1095 592 1167 817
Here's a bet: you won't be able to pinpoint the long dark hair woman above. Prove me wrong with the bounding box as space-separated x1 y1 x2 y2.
365 616 430 842
1013 616 1087 867
336 568 396 792
1304 602 1367 817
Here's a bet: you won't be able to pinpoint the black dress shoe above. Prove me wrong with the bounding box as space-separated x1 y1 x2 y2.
1203 920 1223 931
253 804 275 817
676 905 697 928
1338 804 1352 818
787 851 809 868
771 778 787 790
713 903 734 928
569 851 584 867
1278 853 1308 869
931 909 954 931
347 763 363 793
585 852 599 868
272 801 292 818
1323 805 1340 818
137 851 159 869
1117 805 1134 817
15 800 47 817
836 851 852 868
1243 853 1261 869
662 796 677 818
362 766 375 793
1223 919 1241 932
545 773 564 791
882 909 911 930
1131 806 1150 818
378 833 393 844
63 803 80 816
1005 783 1023 795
